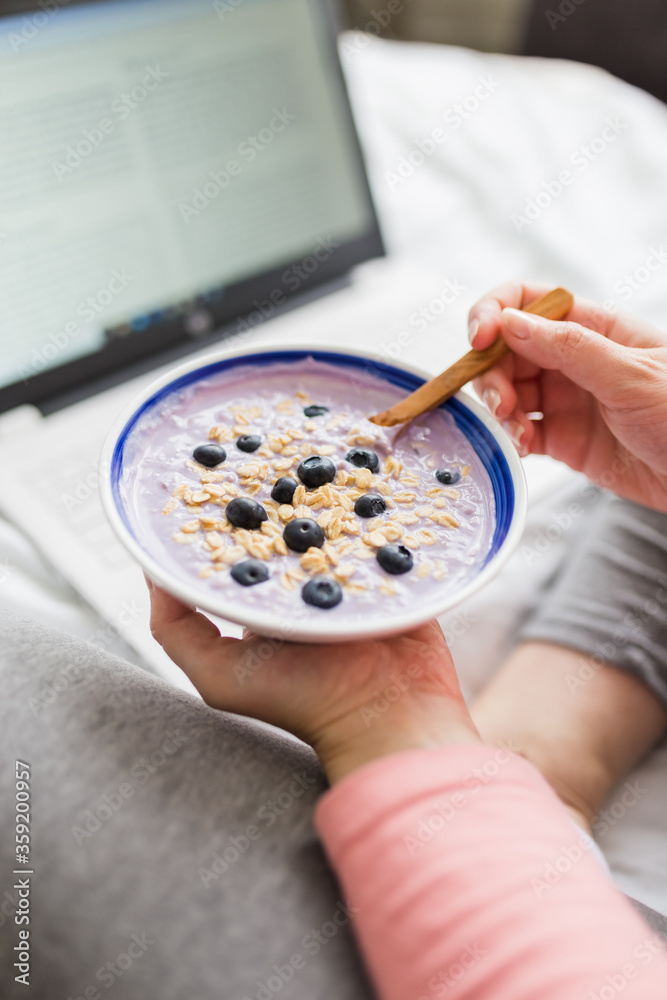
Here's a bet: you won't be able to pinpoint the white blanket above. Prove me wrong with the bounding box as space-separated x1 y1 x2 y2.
3 35 667 912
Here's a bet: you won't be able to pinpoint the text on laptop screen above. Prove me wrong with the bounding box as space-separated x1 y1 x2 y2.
0 0 376 392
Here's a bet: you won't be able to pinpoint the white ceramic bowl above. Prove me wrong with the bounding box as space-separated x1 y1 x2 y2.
100 344 527 643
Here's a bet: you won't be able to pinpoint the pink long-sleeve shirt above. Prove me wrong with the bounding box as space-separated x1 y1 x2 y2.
315 745 667 1000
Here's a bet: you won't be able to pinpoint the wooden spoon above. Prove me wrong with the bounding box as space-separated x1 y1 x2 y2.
369 287 574 427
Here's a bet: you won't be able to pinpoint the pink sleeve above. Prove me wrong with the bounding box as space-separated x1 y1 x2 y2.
315 745 667 1000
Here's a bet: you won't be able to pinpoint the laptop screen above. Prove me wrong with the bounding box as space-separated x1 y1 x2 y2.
0 0 383 412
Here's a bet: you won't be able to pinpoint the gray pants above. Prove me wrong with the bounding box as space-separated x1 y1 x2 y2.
522 491 667 706
1 613 665 1000
0 614 371 1000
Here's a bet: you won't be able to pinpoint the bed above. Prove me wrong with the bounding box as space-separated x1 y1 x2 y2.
3 33 667 915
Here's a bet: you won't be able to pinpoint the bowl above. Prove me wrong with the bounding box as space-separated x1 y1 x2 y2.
100 345 527 643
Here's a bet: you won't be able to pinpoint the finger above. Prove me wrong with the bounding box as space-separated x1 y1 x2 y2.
500 409 533 457
514 378 542 415
468 280 552 350
472 367 517 421
149 584 246 708
499 310 648 406
468 282 636 353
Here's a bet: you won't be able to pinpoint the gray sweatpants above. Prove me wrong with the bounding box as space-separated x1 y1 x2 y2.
521 490 667 707
0 614 371 1000
2 549 667 999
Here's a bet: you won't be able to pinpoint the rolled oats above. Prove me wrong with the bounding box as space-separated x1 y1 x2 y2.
173 532 194 545
300 548 329 575
354 468 373 489
430 512 460 529
273 536 289 556
383 456 403 479
433 559 447 581
380 523 403 542
393 511 419 525
415 506 435 518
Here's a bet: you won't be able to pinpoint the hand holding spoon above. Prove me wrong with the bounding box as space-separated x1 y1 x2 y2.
369 287 574 427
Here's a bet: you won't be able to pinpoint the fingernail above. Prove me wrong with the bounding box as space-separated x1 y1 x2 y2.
483 388 501 416
502 308 540 340
468 318 480 346
503 419 525 449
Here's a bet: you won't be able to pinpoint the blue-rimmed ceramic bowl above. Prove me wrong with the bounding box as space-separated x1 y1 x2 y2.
100 345 527 643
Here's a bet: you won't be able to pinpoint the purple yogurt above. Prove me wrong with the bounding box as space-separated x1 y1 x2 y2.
118 357 495 626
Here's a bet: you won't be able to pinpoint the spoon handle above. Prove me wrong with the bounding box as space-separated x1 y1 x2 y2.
369 287 574 427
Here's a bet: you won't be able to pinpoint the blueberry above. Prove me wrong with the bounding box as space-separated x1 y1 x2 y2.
377 544 414 575
271 476 298 504
354 493 387 518
302 576 343 609
297 456 336 489
225 497 268 530
193 444 226 468
236 435 262 453
303 405 329 417
283 518 325 553
436 469 461 485
231 559 269 587
346 448 379 474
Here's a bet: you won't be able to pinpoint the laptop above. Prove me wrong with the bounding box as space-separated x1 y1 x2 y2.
0 0 465 685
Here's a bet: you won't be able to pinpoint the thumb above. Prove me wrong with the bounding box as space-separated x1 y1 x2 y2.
501 308 632 402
